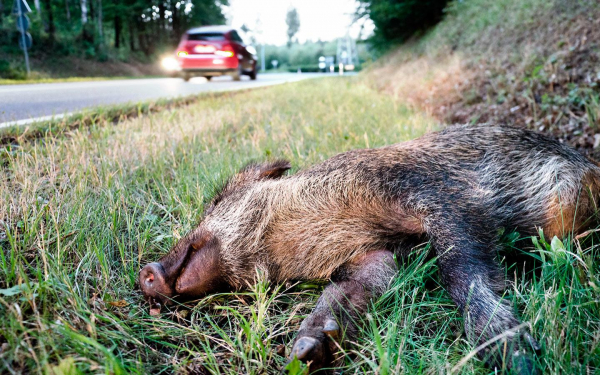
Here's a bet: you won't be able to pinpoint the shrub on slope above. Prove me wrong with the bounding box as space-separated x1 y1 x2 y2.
364 0 600 157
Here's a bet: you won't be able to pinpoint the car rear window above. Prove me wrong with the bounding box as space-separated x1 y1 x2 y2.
187 32 226 41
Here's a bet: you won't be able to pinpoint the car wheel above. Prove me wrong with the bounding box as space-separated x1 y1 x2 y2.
205 76 212 81
183 73 191 82
249 68 257 81
232 65 242 81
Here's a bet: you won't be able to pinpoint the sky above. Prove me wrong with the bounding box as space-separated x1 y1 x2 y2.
223 0 373 46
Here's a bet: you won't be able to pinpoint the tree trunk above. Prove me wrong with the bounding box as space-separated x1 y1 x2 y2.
158 0 165 29
171 1 179 43
154 14 159 43
114 14 121 48
42 0 55 44
158 0 165 43
65 0 71 22
137 18 150 56
80 0 87 24
96 0 102 39
128 19 135 51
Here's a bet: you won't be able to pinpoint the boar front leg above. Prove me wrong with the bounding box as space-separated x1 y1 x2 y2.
287 250 397 372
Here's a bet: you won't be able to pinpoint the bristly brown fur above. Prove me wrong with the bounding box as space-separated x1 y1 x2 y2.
140 124 600 373
204 159 291 217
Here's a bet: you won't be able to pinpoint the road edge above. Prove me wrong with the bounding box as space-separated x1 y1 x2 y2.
0 74 329 130
0 75 345 146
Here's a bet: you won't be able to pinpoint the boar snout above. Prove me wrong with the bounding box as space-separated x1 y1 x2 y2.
139 262 174 305
139 230 227 308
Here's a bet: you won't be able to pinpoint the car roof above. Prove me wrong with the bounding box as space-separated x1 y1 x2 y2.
186 25 233 34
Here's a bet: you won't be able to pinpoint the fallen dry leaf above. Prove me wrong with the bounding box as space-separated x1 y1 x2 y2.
149 307 161 316
107 300 128 308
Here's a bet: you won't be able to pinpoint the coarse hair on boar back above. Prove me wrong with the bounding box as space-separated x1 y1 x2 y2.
139 124 600 374
203 159 292 217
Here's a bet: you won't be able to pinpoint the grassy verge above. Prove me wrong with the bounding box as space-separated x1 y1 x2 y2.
0 93 204 145
0 86 267 146
1 77 599 374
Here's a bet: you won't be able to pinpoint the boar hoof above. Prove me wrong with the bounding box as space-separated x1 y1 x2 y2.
285 319 342 373
291 337 322 361
286 335 331 373
507 330 540 375
489 330 539 374
511 350 538 375
522 331 541 353
322 319 340 340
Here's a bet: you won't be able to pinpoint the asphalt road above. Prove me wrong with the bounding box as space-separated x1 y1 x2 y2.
0 72 332 127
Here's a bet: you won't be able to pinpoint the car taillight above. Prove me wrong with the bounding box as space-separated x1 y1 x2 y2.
215 50 234 57
177 51 188 57
215 44 235 57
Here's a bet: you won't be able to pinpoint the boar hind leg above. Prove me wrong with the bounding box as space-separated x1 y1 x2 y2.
286 250 397 373
429 217 540 373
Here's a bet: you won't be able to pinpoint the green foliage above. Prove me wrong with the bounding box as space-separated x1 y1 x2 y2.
283 357 307 374
0 0 228 78
261 40 372 71
423 0 554 52
285 7 300 47
356 0 449 49
263 41 335 70
0 59 27 79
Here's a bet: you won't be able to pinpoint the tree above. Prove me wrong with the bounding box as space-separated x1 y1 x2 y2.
356 0 449 49
285 7 299 47
81 0 88 24
97 0 102 39
0 0 229 70
42 0 55 44
64 0 71 22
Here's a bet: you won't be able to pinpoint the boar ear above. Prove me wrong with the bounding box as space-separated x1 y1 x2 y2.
175 233 224 297
257 160 291 179
159 231 213 277
190 232 212 251
239 159 291 181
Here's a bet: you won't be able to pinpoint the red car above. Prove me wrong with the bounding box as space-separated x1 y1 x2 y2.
174 25 258 81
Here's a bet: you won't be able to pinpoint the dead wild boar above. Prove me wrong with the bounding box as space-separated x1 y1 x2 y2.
139 124 600 373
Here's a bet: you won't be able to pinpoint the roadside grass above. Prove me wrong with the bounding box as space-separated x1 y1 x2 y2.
0 85 268 145
0 93 205 145
0 77 599 374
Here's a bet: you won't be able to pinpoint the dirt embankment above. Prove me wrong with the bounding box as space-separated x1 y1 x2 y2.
364 0 600 158
1 53 162 79
36 56 162 78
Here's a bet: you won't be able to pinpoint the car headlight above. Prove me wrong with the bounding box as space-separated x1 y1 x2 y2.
161 57 181 71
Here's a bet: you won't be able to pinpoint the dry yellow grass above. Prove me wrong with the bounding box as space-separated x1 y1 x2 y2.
363 53 473 118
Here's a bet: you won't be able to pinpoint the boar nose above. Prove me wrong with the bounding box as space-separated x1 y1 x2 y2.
139 262 173 303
